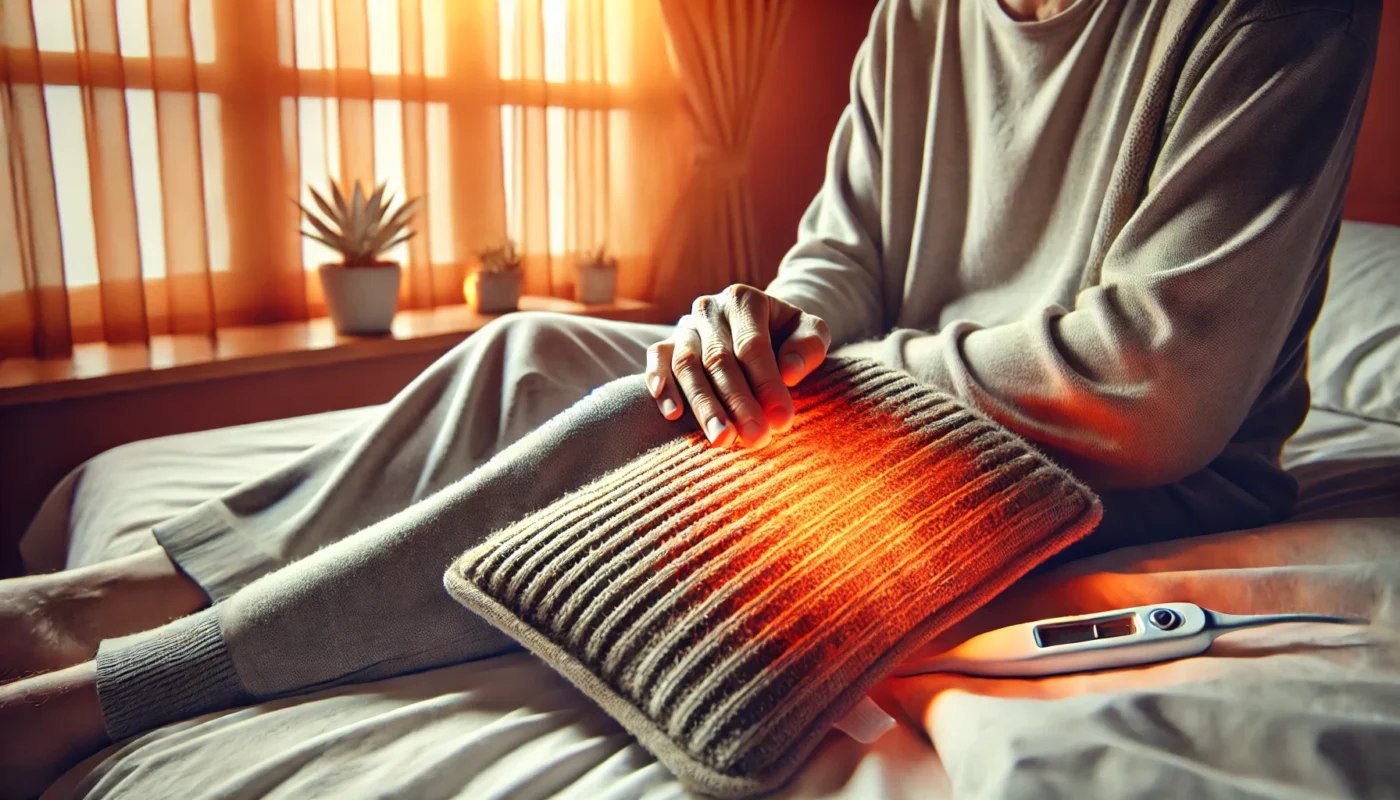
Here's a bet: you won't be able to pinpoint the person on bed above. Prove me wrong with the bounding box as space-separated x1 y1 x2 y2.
1 0 1379 793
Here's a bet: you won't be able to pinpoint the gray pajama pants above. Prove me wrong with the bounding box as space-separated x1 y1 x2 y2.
96 312 686 739
93 314 1294 741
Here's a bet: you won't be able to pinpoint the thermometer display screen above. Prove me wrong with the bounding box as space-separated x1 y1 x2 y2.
1034 614 1137 648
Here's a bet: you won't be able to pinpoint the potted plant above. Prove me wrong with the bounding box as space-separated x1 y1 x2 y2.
470 240 524 313
575 244 618 305
299 180 419 335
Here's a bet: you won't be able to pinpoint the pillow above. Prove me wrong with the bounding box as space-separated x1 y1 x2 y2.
444 358 1101 797
1310 221 1400 424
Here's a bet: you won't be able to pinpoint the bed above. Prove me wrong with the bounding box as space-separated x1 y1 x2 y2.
22 221 1400 799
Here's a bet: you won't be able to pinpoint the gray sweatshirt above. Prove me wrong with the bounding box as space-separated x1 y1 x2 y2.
767 0 1379 494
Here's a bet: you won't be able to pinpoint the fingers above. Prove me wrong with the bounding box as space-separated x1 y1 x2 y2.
692 295 771 448
645 340 684 421
659 288 828 448
725 286 795 433
770 300 831 387
671 325 737 446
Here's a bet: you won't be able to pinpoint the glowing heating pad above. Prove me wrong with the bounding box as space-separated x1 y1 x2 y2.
446 358 1102 798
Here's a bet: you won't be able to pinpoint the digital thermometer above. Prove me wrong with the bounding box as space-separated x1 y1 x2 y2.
834 603 1366 743
894 602 1368 678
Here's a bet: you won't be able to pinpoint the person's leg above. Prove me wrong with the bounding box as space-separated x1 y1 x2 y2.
1 367 698 794
0 313 672 682
0 550 209 683
0 663 103 799
158 312 676 599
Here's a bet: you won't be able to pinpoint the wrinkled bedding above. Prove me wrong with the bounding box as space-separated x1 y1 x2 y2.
24 402 1400 799
20 218 1400 800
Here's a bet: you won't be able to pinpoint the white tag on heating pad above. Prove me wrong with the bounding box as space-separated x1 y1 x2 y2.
832 695 897 743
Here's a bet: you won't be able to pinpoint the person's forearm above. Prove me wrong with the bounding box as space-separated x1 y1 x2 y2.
765 260 882 348
895 313 1246 492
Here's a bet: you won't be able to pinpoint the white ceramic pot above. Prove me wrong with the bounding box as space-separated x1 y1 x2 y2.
474 270 522 313
574 264 617 305
319 263 402 335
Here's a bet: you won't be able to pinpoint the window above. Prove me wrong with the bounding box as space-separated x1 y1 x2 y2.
28 0 219 287
10 0 677 340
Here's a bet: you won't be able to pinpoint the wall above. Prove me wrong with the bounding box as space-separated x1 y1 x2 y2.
748 0 879 284
1345 1 1400 226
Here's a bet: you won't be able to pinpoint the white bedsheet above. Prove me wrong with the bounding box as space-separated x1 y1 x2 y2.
22 408 376 574
28 406 1400 799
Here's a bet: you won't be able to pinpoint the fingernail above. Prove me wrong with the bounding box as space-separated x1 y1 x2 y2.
767 404 793 433
661 398 678 417
782 352 805 376
705 417 730 443
647 375 662 397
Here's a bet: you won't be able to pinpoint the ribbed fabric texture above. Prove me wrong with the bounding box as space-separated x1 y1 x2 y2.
154 500 278 602
446 358 1102 797
96 607 250 741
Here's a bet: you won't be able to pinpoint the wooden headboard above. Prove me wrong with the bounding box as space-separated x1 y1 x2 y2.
1345 2 1399 226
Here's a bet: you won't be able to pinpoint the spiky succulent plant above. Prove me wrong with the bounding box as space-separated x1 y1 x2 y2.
578 244 617 270
299 180 420 267
476 239 523 274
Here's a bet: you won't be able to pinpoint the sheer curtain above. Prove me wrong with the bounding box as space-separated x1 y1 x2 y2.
0 0 689 359
652 0 793 315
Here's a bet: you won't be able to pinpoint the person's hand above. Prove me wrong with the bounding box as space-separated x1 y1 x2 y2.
646 285 831 448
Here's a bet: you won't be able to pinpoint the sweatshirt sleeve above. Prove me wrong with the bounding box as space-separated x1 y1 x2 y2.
763 2 889 348
901 11 1375 489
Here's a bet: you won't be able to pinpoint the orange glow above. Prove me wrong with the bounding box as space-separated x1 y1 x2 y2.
463 272 478 310
466 362 1101 776
601 390 1080 737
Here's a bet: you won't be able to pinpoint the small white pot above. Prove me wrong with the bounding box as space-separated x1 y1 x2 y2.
319 263 402 335
574 264 617 305
473 270 522 313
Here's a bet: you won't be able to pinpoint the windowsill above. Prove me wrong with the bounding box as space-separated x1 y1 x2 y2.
0 296 658 407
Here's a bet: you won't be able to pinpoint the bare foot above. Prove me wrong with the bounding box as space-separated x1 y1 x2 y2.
0 549 209 683
0 661 109 800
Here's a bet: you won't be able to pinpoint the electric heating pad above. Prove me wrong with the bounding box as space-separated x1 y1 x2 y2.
444 358 1103 797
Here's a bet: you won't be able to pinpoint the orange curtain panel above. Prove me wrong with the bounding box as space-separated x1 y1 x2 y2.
652 0 793 315
2 0 73 358
0 0 691 359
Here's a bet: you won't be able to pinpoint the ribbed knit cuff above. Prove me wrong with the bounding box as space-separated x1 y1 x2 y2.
96 607 251 741
154 500 281 602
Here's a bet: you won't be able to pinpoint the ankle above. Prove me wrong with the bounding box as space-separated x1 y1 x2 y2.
0 550 209 686
54 549 210 646
0 661 110 797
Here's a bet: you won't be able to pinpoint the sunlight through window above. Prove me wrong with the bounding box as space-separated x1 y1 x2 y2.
31 1 78 53
115 0 150 58
125 89 168 281
199 95 229 273
426 103 454 264
373 99 409 264
45 86 99 288
368 0 401 76
498 0 570 83
27 0 644 292
298 97 338 270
